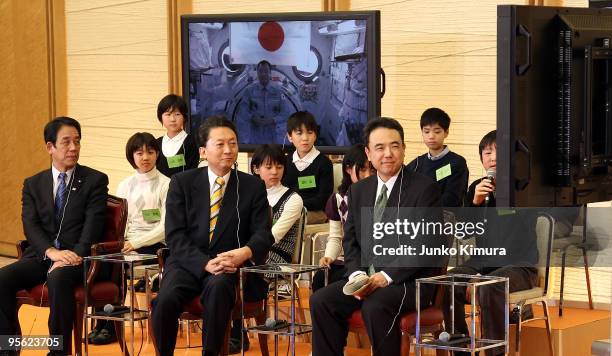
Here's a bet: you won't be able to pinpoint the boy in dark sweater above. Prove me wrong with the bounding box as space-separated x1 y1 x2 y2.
406 107 468 207
281 111 333 224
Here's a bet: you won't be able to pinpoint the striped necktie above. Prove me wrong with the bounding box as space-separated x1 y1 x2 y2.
209 177 225 241
55 172 67 226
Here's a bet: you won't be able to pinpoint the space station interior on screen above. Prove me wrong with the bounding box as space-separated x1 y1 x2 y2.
188 19 368 146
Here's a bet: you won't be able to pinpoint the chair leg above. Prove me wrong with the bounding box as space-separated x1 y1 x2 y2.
582 247 594 310
73 304 84 356
559 251 567 317
515 305 523 356
255 310 270 356
542 300 555 356
400 332 411 356
294 280 310 343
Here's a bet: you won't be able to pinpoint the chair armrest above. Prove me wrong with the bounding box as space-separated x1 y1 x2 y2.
16 240 29 259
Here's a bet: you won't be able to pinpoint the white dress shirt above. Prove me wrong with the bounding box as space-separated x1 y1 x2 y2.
51 165 75 200
292 146 320 172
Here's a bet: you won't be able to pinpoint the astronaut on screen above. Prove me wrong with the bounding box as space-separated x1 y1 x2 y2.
239 60 290 144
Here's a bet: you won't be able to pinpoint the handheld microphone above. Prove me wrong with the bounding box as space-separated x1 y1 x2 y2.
485 168 496 203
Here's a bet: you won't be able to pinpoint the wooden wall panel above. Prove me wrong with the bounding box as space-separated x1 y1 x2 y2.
350 0 525 184
65 0 168 192
0 0 65 256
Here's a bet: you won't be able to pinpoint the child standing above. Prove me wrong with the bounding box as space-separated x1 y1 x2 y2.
155 94 199 177
406 107 469 207
282 111 333 224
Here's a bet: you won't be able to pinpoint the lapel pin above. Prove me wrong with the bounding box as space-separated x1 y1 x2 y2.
72 188 77 191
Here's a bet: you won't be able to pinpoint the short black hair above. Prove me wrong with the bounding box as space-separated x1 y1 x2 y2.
478 130 496 160
125 132 160 169
286 111 318 135
197 115 238 147
44 116 81 144
362 117 405 146
338 143 370 195
257 60 272 71
420 107 451 131
157 94 188 124
250 144 286 176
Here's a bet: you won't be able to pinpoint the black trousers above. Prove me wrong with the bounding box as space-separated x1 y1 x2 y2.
151 266 237 356
310 279 430 356
312 263 346 292
442 265 538 356
0 257 83 355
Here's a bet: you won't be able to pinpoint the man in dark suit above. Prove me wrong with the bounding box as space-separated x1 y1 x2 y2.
0 117 108 356
151 115 273 356
310 117 444 355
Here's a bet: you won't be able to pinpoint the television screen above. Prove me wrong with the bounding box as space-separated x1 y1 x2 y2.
182 11 381 152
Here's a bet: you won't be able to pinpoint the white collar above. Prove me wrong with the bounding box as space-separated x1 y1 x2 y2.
135 167 159 182
376 172 399 199
162 130 188 157
292 146 320 164
52 165 75 183
208 169 232 196
163 130 187 143
427 146 449 161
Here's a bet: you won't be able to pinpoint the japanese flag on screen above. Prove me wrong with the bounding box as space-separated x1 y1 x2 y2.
230 21 311 68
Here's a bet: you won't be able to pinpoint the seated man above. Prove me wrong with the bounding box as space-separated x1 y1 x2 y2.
151 115 273 356
0 117 108 356
309 117 444 355
442 130 539 356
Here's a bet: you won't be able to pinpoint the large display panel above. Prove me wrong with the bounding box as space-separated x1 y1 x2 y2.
182 11 381 152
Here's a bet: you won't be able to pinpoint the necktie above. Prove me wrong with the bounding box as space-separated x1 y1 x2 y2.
370 184 388 276
374 184 388 223
209 177 225 241
55 172 67 225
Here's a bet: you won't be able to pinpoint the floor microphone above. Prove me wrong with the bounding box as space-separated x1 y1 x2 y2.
438 331 466 342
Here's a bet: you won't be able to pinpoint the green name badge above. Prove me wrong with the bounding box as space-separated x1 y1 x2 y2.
435 163 452 181
298 175 316 190
167 154 186 168
142 208 161 222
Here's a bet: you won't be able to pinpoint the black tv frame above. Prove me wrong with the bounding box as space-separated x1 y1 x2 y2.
497 5 612 207
180 11 382 153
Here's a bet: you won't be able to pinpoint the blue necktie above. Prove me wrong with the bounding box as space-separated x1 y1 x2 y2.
55 172 67 226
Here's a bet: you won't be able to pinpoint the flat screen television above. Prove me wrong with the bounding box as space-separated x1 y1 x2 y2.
181 11 381 152
497 5 612 207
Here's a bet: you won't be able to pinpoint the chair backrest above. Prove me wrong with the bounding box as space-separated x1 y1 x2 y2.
535 213 555 297
87 195 127 284
292 206 308 264
104 194 128 244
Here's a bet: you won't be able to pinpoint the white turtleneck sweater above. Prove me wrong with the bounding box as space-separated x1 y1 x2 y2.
116 168 170 249
267 184 303 244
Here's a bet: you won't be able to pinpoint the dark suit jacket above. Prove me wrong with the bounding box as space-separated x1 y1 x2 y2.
343 165 444 284
21 164 109 259
164 167 274 280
